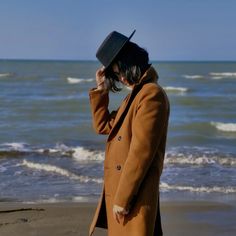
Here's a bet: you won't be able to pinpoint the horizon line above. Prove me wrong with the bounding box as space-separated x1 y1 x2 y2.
1 58 236 63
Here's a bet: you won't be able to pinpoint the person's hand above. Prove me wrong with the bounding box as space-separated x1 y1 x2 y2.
96 66 109 91
113 204 129 223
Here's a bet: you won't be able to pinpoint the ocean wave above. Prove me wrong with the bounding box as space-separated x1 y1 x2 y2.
164 86 188 93
0 142 34 158
182 75 204 79
24 196 98 204
37 143 104 161
72 196 96 202
24 94 87 101
209 72 236 79
165 155 236 167
0 73 12 78
210 76 224 80
0 142 104 161
211 122 236 132
160 182 236 194
0 166 7 173
21 160 103 184
25 198 66 204
1 142 235 167
67 77 94 84
165 148 236 167
72 147 104 161
0 142 29 152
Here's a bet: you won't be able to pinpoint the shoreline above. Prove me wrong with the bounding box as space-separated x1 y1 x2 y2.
0 200 235 236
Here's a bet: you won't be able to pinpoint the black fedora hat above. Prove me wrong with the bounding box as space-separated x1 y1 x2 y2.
96 30 136 68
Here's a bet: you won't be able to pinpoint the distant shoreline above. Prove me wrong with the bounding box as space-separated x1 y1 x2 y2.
1 58 236 63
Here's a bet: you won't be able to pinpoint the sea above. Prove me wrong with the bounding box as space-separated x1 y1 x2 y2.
0 60 236 204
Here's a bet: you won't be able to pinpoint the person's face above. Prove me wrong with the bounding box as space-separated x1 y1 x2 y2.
112 64 129 86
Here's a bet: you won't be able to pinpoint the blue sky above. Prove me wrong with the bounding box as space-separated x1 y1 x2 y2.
0 0 236 61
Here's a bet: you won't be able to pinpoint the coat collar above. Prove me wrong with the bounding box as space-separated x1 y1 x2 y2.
107 66 158 141
134 66 158 87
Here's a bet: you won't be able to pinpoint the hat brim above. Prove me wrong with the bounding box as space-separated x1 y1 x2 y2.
96 30 136 69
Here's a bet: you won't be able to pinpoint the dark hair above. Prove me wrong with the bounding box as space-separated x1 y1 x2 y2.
105 42 150 92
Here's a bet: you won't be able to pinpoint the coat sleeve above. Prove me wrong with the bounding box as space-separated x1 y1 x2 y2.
113 85 168 209
89 88 117 135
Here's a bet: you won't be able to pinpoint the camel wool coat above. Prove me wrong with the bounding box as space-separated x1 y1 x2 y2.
89 67 170 236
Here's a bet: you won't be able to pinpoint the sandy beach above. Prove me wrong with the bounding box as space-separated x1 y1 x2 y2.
0 200 235 236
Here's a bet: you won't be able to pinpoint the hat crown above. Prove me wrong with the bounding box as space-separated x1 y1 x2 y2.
96 30 135 68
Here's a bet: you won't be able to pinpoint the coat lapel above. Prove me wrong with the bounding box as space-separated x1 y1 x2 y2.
107 66 158 141
107 92 132 140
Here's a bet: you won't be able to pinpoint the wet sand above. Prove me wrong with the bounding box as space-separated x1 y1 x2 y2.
0 201 235 236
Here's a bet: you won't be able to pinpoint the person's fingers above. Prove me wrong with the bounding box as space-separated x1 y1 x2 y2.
123 210 129 215
117 212 124 222
112 205 129 224
96 67 107 90
113 210 120 223
116 213 120 223
112 209 116 220
96 67 105 76
96 71 102 79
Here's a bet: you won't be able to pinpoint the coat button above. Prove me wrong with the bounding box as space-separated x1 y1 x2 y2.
117 136 122 141
116 165 121 170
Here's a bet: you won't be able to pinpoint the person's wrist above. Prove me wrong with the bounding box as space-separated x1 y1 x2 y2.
97 82 105 90
97 86 105 90
96 80 109 91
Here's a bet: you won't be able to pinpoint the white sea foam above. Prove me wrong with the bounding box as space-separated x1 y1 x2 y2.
164 86 188 93
165 148 236 167
209 72 236 79
33 198 65 204
37 144 104 161
0 73 12 78
39 196 90 203
67 77 94 84
25 197 68 204
22 160 103 183
165 155 236 167
210 76 224 80
182 75 204 79
72 196 95 202
72 147 104 161
160 182 236 194
36 143 69 154
0 142 28 151
211 122 236 132
218 158 236 166
0 142 104 161
1 142 235 167
165 156 215 165
24 196 95 204
0 166 7 173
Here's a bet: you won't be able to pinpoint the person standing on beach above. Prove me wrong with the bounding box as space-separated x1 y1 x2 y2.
89 30 170 236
